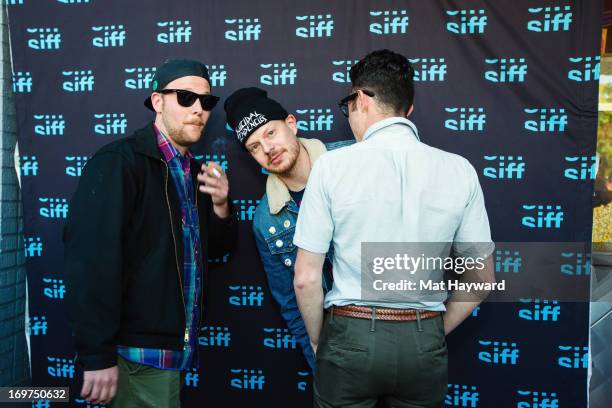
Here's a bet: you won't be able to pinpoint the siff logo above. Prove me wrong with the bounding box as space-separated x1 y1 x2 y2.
7 0 24 5
369 10 409 35
124 67 156 90
233 199 259 221
74 399 105 407
263 328 297 349
43 278 66 299
184 368 199 388
157 20 191 43
517 390 559 408
20 155 38 176
26 27 61 50
560 252 591 276
568 56 600 82
94 113 127 135
297 371 309 392
483 155 525 179
260 63 297 86
564 156 596 180
194 155 229 172
24 237 43 258
29 316 48 336
557 345 588 369
208 254 229 264
39 197 68 219
225 18 261 41
92 25 126 48
485 58 527 82
495 250 522 273
524 108 568 132
199 326 231 347
446 10 487 34
527 6 572 32
62 70 94 92
47 356 74 378
478 340 519 365
296 109 333 132
230 369 265 390
57 0 90 3
34 114 65 136
296 14 334 38
332 59 359 83
12 72 32 93
65 156 89 177
518 299 561 321
444 107 485 131
33 402 51 408
409 58 447 82
229 285 264 306
445 384 479 407
206 65 227 87
521 205 564 229
471 306 480 317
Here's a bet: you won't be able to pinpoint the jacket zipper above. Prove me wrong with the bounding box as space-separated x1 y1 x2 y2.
161 159 188 347
194 174 204 337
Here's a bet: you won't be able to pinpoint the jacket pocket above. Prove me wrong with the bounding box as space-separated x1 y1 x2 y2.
265 227 296 255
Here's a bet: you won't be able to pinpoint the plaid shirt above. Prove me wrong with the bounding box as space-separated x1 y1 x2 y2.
117 124 202 370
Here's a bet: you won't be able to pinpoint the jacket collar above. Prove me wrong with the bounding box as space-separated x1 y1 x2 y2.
132 123 164 159
266 137 327 215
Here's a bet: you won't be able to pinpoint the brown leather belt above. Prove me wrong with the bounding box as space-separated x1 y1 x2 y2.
331 305 441 322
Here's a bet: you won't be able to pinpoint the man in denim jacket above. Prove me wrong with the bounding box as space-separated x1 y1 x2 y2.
224 87 351 370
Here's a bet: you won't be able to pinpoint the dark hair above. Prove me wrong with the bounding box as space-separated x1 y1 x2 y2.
349 49 414 115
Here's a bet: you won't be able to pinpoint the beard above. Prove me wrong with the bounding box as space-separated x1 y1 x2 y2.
266 139 300 175
162 115 205 149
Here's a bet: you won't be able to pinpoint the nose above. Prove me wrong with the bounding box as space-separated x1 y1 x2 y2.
261 139 274 155
191 97 204 114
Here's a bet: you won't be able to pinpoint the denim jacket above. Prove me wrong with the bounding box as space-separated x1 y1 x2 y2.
252 138 353 370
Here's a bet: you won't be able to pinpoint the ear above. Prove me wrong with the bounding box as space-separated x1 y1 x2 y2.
406 104 414 117
285 114 298 136
151 93 163 113
358 90 370 113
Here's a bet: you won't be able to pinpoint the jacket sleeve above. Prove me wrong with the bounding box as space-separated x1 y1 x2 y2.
205 197 238 259
252 221 315 371
63 151 134 371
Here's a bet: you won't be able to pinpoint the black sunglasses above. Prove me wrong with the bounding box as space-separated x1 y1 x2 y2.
338 89 375 117
158 89 220 111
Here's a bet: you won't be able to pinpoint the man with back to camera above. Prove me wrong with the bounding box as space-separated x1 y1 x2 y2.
63 58 237 407
293 49 495 407
223 87 352 371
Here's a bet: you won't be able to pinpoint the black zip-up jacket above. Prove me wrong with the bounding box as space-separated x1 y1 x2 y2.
63 123 238 371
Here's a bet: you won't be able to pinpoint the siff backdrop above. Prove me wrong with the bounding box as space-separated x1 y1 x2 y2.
7 1 600 407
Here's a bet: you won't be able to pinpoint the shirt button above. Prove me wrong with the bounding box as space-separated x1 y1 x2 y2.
283 220 291 228
269 226 276 234
284 258 292 267
275 240 284 248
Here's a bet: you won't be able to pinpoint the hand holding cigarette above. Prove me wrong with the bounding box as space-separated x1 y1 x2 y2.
197 161 229 211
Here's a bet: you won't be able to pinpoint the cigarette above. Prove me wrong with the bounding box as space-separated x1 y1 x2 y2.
208 162 221 178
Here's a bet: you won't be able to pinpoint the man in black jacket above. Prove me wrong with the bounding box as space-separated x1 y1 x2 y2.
63 58 237 407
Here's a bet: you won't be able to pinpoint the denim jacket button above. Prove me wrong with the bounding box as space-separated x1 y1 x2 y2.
275 239 284 248
284 258 292 267
268 226 276 234
283 220 291 228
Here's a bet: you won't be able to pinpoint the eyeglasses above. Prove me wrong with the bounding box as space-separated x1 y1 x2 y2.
158 89 220 111
338 89 375 117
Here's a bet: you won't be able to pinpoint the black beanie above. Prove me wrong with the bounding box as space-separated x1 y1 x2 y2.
224 87 288 146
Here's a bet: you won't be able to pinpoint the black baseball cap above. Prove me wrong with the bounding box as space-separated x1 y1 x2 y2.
144 58 211 111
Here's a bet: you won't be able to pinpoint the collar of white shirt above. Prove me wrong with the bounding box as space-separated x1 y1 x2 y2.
362 116 420 142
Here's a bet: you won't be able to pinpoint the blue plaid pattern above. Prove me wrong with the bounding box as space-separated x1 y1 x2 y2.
117 124 202 370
